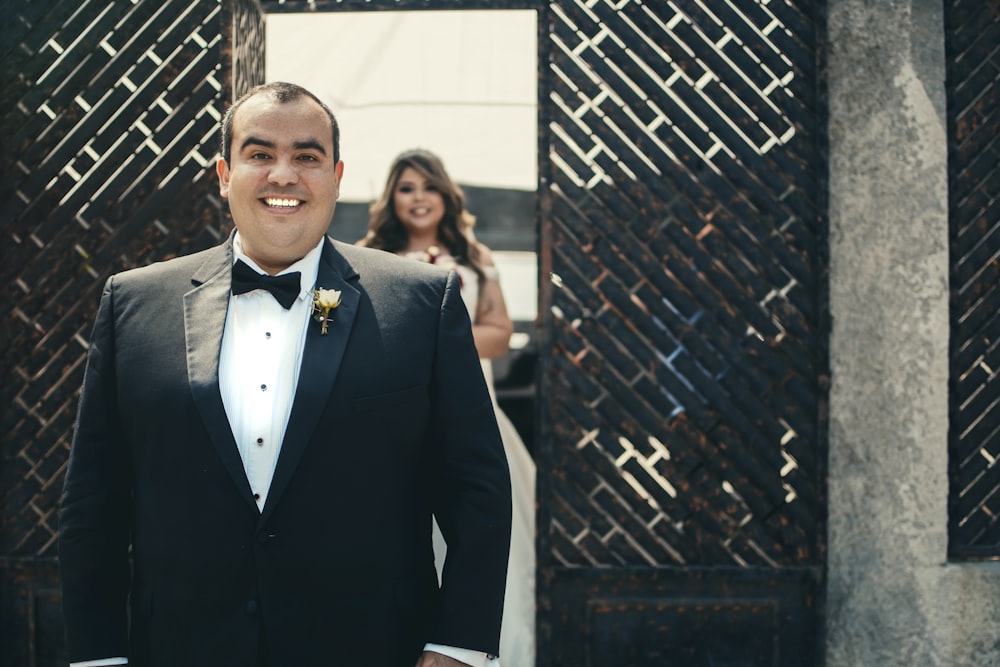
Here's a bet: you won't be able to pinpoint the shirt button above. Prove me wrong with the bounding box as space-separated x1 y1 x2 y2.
260 384 267 391
253 493 261 501
265 332 271 338
256 437 264 446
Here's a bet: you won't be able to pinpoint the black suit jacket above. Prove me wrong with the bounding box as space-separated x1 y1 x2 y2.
59 236 511 666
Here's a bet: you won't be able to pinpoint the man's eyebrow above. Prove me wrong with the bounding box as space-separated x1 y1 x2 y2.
240 136 275 151
293 140 327 155
238 137 327 156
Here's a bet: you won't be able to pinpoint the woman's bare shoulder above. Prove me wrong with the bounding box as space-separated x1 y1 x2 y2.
472 241 498 267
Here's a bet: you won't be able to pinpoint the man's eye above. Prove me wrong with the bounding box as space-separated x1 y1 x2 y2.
249 152 270 160
298 154 318 162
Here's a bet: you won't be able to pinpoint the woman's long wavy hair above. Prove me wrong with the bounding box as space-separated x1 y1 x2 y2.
359 149 486 280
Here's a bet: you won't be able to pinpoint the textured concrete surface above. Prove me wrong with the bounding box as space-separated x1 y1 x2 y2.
826 1 1000 665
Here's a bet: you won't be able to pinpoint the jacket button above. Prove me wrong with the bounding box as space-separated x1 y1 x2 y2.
257 532 275 545
246 599 258 616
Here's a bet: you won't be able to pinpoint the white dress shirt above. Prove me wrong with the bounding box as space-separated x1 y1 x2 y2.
69 234 498 666
219 235 319 511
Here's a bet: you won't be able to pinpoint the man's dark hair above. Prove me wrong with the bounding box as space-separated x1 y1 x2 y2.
219 82 340 164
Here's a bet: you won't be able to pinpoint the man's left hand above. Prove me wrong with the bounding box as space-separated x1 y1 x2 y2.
414 651 470 667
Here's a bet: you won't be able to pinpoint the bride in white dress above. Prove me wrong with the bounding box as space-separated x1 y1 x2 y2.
358 149 536 666
450 262 537 667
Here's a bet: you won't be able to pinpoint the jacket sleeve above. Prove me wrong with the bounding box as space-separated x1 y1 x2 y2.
59 276 133 662
427 270 513 655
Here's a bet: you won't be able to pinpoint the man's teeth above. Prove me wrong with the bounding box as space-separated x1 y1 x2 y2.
265 197 301 208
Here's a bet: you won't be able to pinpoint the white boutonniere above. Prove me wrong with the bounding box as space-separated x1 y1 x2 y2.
312 287 342 335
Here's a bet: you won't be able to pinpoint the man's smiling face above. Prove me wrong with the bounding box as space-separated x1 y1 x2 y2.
217 93 344 275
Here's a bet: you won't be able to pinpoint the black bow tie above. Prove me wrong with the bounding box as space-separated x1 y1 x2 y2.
231 259 302 309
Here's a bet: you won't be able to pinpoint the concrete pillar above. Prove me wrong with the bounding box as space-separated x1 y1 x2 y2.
826 0 1000 664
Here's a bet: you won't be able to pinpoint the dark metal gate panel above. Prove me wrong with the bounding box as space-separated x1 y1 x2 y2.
537 1 828 664
945 0 1000 561
0 1 264 663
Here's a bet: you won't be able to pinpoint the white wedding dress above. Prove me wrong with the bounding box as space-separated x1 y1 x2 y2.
433 263 537 667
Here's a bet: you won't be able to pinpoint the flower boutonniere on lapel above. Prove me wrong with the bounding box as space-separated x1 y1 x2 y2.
311 287 342 335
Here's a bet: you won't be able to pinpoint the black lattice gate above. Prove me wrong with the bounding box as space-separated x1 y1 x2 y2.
946 0 1000 561
537 1 827 664
1 1 828 665
0 1 264 663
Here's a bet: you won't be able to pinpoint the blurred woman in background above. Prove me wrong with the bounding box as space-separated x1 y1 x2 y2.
360 148 536 666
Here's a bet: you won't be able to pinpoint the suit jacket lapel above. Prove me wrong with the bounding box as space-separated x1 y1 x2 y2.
184 241 258 512
262 238 361 520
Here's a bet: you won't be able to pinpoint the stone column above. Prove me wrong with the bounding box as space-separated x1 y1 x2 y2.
826 1 1000 665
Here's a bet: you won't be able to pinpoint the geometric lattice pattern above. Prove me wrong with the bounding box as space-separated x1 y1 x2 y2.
1 1 263 660
946 0 1000 560
542 0 826 569
0 0 241 559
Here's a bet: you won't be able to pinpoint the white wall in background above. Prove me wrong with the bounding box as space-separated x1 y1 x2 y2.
266 10 538 203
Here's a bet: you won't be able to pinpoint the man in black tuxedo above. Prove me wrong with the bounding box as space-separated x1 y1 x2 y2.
58 82 511 667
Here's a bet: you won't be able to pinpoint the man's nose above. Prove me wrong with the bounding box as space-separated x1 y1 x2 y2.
268 158 299 185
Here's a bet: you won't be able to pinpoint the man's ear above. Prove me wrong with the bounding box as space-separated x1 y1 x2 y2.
216 158 231 199
333 160 345 199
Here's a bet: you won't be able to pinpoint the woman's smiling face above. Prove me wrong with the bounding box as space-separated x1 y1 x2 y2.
392 166 446 240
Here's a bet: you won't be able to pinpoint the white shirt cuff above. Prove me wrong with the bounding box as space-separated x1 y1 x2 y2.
424 643 500 667
69 660 128 666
